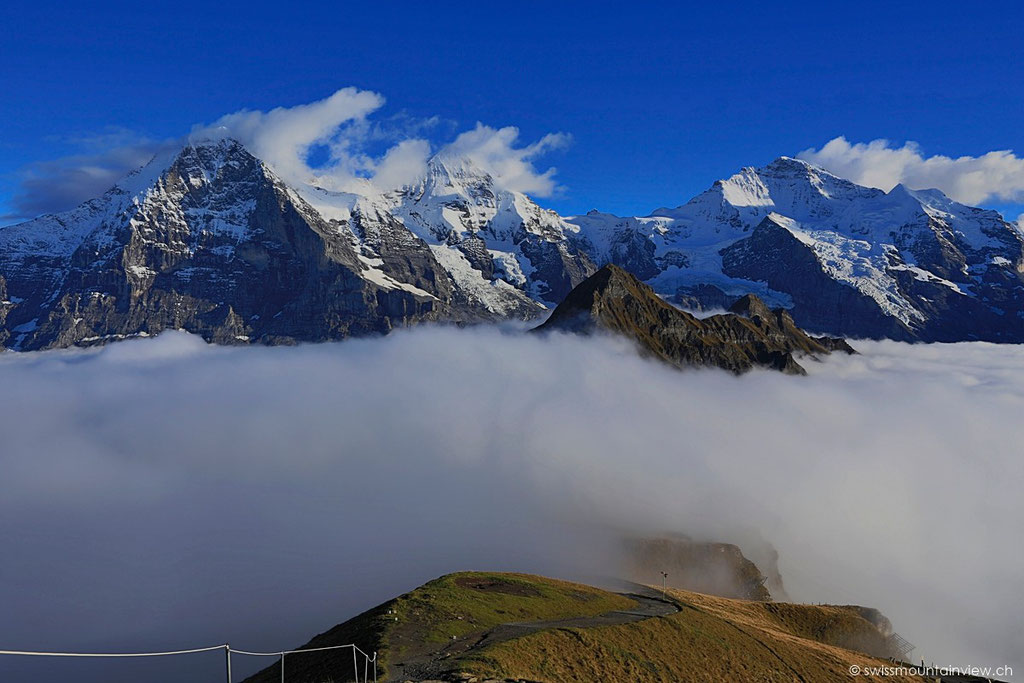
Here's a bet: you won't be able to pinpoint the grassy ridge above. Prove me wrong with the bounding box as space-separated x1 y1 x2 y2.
458 587 923 682
389 572 635 649
244 573 917 682
242 571 634 682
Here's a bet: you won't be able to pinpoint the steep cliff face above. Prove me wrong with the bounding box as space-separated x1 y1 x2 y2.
720 217 917 340
0 141 450 349
536 264 853 374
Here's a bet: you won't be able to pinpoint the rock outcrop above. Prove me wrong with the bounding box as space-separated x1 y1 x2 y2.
626 536 776 601
535 264 854 374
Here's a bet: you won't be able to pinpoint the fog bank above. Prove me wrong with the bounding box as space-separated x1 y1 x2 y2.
0 329 1021 680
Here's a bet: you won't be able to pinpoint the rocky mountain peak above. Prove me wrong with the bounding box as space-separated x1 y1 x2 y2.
163 139 269 195
107 137 267 208
755 156 882 206
762 155 816 175
413 155 496 202
536 264 852 374
171 138 253 172
728 293 776 321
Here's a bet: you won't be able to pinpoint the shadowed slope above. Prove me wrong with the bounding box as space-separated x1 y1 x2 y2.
536 264 853 374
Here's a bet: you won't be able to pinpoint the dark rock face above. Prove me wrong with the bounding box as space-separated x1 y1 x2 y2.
518 237 597 303
727 293 857 355
674 283 733 311
605 229 660 280
349 207 457 308
721 216 1024 342
720 218 916 340
455 234 496 281
536 264 853 374
626 536 774 601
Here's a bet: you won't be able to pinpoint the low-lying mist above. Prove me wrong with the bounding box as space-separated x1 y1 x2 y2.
1 328 1021 681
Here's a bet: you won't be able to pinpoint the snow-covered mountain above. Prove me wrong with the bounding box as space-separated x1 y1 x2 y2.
2 142 1023 350
0 139 594 350
570 157 1024 341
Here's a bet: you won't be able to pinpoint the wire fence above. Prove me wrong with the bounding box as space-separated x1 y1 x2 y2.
0 642 377 683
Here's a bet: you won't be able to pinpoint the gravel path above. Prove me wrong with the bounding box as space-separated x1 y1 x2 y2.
389 584 679 682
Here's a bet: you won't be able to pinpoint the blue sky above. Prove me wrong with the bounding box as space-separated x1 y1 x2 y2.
2 0 1023 222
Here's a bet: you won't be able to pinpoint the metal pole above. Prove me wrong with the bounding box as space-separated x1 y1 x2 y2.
280 652 285 683
225 644 232 683
353 646 359 682
373 652 377 682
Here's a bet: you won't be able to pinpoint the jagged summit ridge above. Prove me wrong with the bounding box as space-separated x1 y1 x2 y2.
0 139 592 349
2 141 1023 350
570 157 1024 341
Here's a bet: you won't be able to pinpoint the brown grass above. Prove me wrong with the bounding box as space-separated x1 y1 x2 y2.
458 587 925 682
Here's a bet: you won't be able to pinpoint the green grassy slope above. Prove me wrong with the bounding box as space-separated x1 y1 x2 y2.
241 571 634 682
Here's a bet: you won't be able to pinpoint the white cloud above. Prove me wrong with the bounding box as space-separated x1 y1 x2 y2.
4 89 574 222
189 91 570 198
798 136 1024 206
190 87 386 191
364 138 432 191
438 123 571 197
0 330 1021 681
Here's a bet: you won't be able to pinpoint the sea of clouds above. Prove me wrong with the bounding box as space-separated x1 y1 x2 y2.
1 329 1022 681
